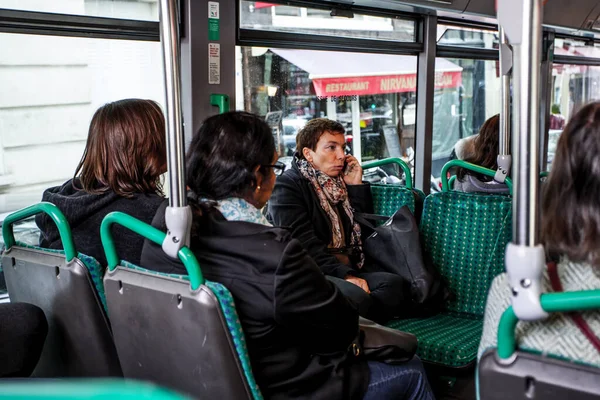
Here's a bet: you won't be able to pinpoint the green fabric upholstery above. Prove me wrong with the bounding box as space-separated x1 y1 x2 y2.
388 313 483 367
370 184 416 216
14 242 107 313
421 192 511 316
119 261 264 400
387 191 511 367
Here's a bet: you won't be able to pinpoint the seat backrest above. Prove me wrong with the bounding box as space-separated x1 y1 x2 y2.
104 263 262 400
1 246 121 377
478 349 600 400
371 184 416 216
1 202 121 377
478 290 600 399
420 191 512 317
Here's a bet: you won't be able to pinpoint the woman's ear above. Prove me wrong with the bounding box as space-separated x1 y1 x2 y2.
253 165 264 192
302 147 313 162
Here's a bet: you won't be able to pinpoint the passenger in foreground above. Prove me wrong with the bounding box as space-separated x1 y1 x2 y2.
478 102 600 365
453 114 510 194
267 118 405 323
141 112 434 400
36 99 167 266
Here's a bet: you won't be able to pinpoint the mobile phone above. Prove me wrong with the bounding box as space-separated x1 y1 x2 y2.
343 159 350 175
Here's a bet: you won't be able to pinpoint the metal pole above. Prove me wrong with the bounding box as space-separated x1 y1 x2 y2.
159 0 192 258
352 97 362 164
499 0 547 321
499 27 511 157
159 0 186 208
513 0 542 247
496 26 512 183
414 15 436 195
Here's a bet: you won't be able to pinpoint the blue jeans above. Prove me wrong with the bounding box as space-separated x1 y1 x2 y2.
363 357 435 400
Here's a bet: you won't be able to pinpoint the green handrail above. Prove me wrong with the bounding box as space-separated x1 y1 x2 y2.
0 379 190 399
441 159 513 193
540 171 549 178
101 212 204 290
497 290 600 359
2 202 77 262
448 175 457 189
362 157 413 189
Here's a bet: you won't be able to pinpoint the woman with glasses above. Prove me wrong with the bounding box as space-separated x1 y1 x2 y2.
267 118 406 324
141 111 433 400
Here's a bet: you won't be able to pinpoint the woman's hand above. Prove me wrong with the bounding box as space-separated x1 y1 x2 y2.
343 155 363 185
345 276 370 293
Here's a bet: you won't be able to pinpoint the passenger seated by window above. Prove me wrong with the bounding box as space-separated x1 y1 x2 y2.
453 114 510 194
478 102 600 365
266 119 405 324
36 99 167 266
140 112 434 400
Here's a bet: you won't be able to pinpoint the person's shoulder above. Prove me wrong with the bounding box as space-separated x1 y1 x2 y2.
41 178 78 200
454 134 478 160
278 166 302 184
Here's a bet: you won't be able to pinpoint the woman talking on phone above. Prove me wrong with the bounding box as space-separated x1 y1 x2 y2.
268 118 405 323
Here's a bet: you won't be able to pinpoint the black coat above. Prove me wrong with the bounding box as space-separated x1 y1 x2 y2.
36 178 164 266
267 160 373 279
140 201 369 400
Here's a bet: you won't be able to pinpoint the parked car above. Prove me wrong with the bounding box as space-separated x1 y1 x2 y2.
282 118 307 156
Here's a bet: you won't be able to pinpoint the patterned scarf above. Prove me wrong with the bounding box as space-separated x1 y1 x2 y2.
296 157 364 269
216 197 272 226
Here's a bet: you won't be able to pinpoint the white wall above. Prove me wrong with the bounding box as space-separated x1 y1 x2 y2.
0 0 164 213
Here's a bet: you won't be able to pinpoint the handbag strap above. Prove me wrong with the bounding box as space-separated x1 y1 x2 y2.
547 261 600 353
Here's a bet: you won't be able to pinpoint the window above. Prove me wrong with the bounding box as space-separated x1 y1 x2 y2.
0 0 159 21
548 38 600 169
273 6 301 17
236 46 421 184
0 33 164 216
431 58 501 177
240 1 417 42
548 63 600 169
437 24 499 50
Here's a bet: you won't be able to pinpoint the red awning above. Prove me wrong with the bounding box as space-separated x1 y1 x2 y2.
270 48 463 97
255 2 275 9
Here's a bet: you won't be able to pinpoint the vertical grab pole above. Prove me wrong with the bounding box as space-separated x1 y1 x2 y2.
159 0 192 257
498 0 548 322
495 27 512 184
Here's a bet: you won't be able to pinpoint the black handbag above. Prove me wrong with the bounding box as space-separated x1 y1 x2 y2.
355 206 445 308
350 317 417 364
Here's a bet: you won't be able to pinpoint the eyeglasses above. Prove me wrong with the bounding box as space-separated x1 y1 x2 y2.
263 161 286 176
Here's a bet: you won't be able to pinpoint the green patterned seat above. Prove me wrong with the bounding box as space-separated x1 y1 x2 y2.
16 242 107 313
388 191 512 367
371 184 421 216
119 261 263 400
388 313 483 367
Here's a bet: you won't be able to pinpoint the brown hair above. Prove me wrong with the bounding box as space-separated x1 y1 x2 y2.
75 99 167 198
457 114 500 180
542 102 600 265
296 118 345 160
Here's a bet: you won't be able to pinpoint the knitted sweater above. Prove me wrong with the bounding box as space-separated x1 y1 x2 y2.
478 258 600 366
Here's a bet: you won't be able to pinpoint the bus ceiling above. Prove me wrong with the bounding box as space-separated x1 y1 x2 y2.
272 0 600 34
